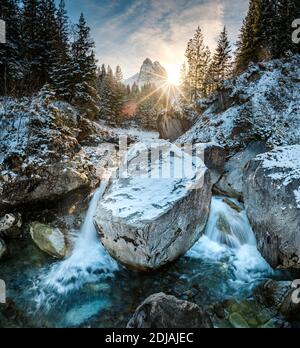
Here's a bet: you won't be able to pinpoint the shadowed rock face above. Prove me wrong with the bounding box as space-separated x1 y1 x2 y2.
254 280 300 321
157 111 192 141
127 293 213 328
94 139 212 271
215 141 268 200
243 145 300 269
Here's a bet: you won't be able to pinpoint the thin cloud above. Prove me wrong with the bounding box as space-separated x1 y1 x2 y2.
64 0 249 78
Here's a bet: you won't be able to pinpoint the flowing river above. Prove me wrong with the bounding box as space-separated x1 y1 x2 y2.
1 187 286 328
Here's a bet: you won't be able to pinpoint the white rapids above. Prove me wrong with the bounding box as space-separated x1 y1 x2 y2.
187 196 273 284
37 181 118 297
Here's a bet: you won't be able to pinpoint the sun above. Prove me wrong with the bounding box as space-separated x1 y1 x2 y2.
166 64 181 86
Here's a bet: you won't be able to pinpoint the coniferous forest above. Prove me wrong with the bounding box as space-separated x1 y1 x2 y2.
0 0 300 332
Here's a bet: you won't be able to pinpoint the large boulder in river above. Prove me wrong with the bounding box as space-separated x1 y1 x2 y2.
127 293 213 328
243 145 300 269
94 140 212 271
30 222 66 258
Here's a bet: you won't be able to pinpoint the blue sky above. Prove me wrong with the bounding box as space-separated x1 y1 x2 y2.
62 0 249 78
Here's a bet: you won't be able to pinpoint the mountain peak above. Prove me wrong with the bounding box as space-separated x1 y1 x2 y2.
125 58 167 87
143 58 153 65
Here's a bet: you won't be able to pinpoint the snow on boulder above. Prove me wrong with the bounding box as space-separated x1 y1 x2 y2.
94 139 212 271
243 145 300 269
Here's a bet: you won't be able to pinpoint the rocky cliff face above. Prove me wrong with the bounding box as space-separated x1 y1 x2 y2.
125 58 167 87
243 146 300 269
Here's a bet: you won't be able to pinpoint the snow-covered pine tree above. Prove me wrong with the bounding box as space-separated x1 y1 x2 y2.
131 82 140 101
185 27 211 101
184 38 194 102
71 13 99 119
114 65 127 124
98 65 117 123
235 0 258 72
37 0 60 87
274 0 300 57
179 62 190 104
236 0 299 72
210 26 232 91
0 0 23 96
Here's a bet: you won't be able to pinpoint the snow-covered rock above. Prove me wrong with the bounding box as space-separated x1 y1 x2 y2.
180 56 300 153
94 139 212 271
30 222 66 258
0 89 98 209
125 58 167 87
243 145 300 269
0 213 22 239
127 293 213 328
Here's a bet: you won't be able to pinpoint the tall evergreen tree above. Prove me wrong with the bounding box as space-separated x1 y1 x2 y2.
236 0 300 72
209 26 232 91
0 0 23 95
185 27 211 101
50 0 72 99
71 13 99 118
235 0 258 71
38 0 60 85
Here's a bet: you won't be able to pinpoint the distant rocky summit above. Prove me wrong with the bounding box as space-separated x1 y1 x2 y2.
125 58 167 87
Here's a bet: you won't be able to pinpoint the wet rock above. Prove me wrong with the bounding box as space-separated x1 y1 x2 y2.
217 299 283 328
30 222 66 258
0 238 6 259
243 145 300 269
1 162 94 210
94 140 212 271
215 142 267 200
0 213 22 239
127 293 213 328
229 312 249 328
0 298 25 328
254 280 300 321
222 198 242 213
